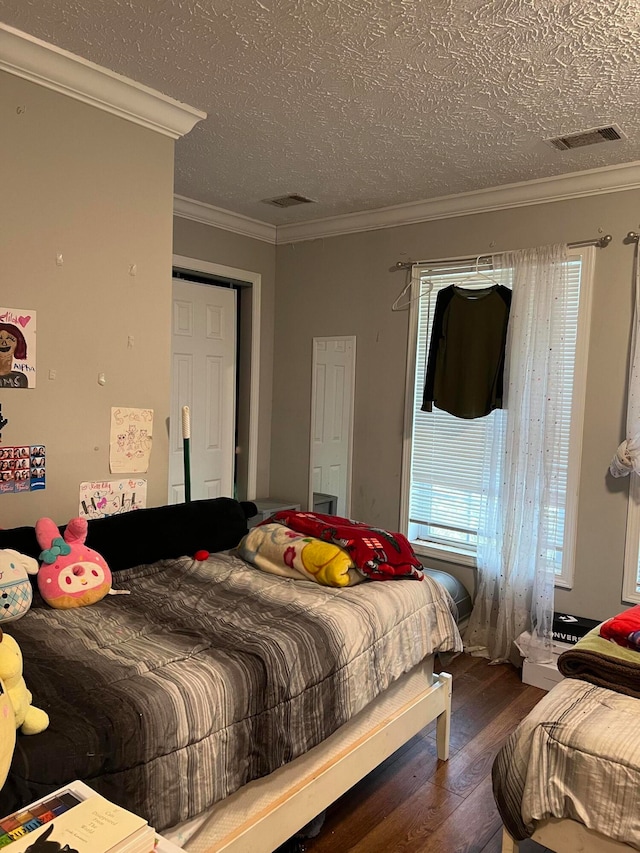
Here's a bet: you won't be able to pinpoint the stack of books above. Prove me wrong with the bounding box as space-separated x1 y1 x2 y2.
0 780 184 852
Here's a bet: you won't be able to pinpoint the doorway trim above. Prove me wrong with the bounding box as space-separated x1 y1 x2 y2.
172 254 261 501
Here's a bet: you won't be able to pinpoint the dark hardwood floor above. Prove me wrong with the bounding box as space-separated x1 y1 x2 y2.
298 653 551 853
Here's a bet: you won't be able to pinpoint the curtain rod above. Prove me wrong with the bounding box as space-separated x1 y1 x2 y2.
394 234 615 271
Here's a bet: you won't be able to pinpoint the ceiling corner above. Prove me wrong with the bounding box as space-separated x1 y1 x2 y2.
0 22 206 139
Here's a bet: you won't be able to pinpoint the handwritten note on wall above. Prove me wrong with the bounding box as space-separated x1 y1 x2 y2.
79 479 147 518
109 407 153 473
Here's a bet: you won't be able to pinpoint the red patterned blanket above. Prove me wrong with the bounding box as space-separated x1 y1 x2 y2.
263 511 424 581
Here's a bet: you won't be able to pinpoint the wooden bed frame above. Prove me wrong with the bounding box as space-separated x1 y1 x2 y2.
502 820 637 852
164 657 452 853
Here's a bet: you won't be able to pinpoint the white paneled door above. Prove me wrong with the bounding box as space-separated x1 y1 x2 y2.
169 280 236 503
310 337 356 517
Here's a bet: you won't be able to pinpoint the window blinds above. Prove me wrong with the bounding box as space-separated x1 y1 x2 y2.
408 259 582 569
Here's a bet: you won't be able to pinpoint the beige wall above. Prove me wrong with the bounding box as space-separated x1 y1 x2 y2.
172 218 276 499
1 72 175 527
5 62 635 621
271 191 640 621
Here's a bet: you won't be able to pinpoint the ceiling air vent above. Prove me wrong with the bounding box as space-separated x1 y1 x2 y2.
544 124 626 151
262 194 315 208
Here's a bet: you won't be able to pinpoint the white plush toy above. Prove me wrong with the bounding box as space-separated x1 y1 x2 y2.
0 629 48 735
0 549 38 625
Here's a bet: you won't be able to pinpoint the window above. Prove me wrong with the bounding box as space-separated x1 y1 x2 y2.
622 477 640 603
400 248 595 587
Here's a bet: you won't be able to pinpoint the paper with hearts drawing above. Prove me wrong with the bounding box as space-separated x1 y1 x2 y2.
0 307 36 389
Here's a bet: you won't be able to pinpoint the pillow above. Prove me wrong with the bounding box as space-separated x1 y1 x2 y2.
0 498 257 572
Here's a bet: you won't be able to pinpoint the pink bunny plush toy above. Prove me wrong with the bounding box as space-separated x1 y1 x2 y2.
35 517 112 609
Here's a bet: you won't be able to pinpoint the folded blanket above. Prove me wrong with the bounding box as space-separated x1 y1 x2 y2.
600 604 640 650
264 511 424 581
237 523 363 586
557 625 640 699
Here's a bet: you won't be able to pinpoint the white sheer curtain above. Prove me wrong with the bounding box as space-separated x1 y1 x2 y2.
465 244 569 663
610 244 640 477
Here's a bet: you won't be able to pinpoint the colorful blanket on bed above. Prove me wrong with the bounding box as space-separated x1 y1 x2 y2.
263 511 424 580
1 552 461 831
238 523 364 586
557 625 640 699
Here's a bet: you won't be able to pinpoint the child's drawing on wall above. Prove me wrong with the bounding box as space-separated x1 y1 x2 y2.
79 479 147 518
109 407 153 473
0 308 36 389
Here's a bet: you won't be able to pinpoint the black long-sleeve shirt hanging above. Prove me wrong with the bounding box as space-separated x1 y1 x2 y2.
422 284 512 419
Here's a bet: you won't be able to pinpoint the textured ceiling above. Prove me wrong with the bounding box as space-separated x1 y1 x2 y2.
3 0 640 224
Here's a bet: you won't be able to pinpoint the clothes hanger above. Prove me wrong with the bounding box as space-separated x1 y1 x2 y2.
391 269 433 312
453 255 501 289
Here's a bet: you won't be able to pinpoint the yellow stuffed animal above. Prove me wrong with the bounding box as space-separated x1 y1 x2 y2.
0 629 48 735
0 677 16 786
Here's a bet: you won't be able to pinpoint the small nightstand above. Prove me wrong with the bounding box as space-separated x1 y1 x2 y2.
247 498 301 527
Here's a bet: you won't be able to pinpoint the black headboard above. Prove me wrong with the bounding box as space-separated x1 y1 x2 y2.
0 497 258 572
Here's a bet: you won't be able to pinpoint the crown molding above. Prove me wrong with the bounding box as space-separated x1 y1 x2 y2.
173 195 277 244
275 160 640 244
0 23 206 139
174 160 640 246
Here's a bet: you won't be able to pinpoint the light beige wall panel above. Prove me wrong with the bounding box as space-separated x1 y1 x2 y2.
272 192 640 621
172 217 276 500
1 71 174 527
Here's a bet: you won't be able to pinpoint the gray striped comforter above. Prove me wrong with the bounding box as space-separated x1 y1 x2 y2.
4 552 462 831
493 677 640 848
